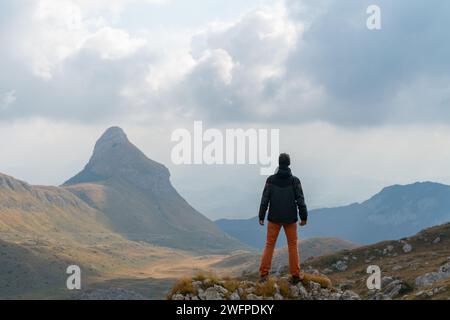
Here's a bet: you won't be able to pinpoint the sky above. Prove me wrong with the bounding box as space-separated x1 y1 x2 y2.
1 0 450 220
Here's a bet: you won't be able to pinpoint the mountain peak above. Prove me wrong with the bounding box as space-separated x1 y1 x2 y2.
94 126 129 152
63 127 170 189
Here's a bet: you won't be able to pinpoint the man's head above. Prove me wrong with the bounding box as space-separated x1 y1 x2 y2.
279 153 290 168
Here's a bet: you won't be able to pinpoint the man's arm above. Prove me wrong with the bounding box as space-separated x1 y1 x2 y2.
294 179 308 222
259 178 271 222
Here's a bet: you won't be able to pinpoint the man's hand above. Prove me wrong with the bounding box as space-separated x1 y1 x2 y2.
299 220 307 226
259 220 265 226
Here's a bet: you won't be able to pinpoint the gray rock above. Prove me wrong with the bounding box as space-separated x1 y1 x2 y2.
274 293 284 300
341 290 360 300
172 294 184 300
203 286 226 300
230 291 240 300
432 237 441 244
332 260 348 272
415 262 450 288
402 243 413 253
383 245 394 255
381 276 394 288
290 285 299 297
297 283 309 299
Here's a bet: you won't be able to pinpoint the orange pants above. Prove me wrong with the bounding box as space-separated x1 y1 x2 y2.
259 221 300 277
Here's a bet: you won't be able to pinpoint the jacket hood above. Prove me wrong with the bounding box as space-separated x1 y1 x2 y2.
275 166 292 179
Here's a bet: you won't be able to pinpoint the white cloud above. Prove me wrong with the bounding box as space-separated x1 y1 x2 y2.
16 0 152 80
82 27 146 60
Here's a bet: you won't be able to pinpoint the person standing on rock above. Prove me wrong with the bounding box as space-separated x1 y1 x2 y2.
258 153 308 284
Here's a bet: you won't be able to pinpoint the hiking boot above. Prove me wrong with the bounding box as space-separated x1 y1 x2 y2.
259 275 269 283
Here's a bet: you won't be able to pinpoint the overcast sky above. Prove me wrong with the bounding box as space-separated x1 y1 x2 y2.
1 0 450 220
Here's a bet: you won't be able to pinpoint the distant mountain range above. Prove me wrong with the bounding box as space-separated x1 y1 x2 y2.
216 182 450 248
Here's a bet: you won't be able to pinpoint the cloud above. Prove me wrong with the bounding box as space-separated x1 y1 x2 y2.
1 0 450 127
82 27 146 60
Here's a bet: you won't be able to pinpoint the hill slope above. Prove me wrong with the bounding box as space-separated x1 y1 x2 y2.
301 222 450 300
216 182 450 247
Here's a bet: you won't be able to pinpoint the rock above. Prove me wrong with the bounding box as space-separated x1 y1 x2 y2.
381 276 394 288
230 291 240 300
274 293 283 300
383 245 394 255
341 290 360 300
290 285 299 297
402 243 412 253
432 286 446 295
169 275 360 301
203 286 226 300
332 260 348 272
384 283 403 299
432 237 441 244
415 262 450 288
297 283 309 299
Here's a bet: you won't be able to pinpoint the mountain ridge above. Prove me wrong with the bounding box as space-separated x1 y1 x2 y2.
216 181 450 247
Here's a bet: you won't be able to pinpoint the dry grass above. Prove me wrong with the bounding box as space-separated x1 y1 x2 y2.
277 278 291 297
223 279 240 293
192 271 221 289
303 273 333 288
167 277 197 299
254 277 277 297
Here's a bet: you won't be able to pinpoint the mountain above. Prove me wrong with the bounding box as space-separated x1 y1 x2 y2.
216 182 450 247
62 126 245 253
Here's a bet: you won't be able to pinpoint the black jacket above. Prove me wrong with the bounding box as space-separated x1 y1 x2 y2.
259 166 308 223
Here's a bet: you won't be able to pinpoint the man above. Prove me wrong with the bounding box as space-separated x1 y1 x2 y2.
258 153 308 283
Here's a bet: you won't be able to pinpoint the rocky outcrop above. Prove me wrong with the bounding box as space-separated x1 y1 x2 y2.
168 274 360 301
415 262 450 288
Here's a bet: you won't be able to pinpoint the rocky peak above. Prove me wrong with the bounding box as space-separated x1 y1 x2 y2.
63 127 171 191
93 126 130 154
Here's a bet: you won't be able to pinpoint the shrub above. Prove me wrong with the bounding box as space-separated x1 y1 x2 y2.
168 277 196 298
254 277 277 297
